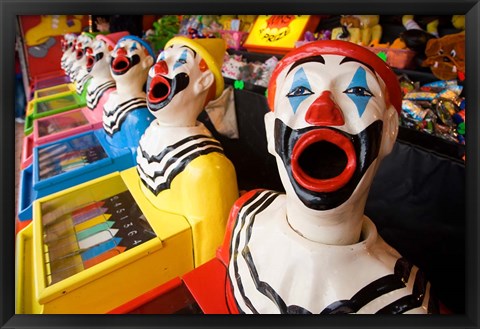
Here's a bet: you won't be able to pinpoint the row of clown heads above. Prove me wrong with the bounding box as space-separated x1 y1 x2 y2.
60 31 438 314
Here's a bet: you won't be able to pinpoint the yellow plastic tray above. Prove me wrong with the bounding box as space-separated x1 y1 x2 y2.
16 171 193 314
33 83 76 100
26 84 76 118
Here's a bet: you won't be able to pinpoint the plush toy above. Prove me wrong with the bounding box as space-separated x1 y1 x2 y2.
331 15 381 47
451 15 465 31
221 55 247 80
354 15 382 47
331 15 362 44
237 15 257 32
395 15 438 69
218 15 237 30
399 15 436 52
422 32 465 81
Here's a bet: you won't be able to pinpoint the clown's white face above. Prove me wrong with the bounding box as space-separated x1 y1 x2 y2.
274 54 389 134
266 54 398 211
85 39 111 77
64 35 87 81
109 38 153 87
69 36 93 82
61 34 76 71
146 43 214 125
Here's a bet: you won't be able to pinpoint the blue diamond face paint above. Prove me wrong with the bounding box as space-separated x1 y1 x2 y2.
157 51 165 61
173 49 188 71
344 67 374 117
287 67 314 113
129 42 138 52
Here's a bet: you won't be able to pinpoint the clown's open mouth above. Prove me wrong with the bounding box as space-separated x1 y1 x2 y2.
111 54 140 75
274 118 382 210
148 75 171 104
86 55 95 71
292 129 356 193
146 72 190 111
86 53 104 72
75 49 84 60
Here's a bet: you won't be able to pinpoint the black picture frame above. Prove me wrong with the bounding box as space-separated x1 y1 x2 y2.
1 1 478 328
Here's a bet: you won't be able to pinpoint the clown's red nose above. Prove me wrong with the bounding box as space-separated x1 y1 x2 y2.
116 47 127 56
153 61 169 75
305 91 345 126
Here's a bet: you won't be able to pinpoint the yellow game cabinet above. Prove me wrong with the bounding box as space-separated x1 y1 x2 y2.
16 172 193 314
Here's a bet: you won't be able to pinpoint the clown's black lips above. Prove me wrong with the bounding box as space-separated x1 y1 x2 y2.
110 54 140 75
86 52 104 73
274 118 382 210
146 72 189 111
86 52 98 73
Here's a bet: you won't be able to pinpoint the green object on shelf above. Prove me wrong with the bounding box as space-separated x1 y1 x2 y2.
147 16 180 53
234 80 245 90
377 51 388 62
457 122 465 135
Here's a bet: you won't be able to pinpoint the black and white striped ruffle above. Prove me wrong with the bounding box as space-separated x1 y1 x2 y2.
75 73 91 95
227 191 438 314
102 97 147 136
86 81 115 110
137 134 224 195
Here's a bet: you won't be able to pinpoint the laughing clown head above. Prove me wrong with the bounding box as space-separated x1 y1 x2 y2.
61 33 77 71
85 31 129 77
109 35 155 88
146 36 225 126
265 40 401 211
68 32 95 82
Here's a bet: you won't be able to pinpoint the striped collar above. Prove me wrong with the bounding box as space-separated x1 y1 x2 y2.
226 190 436 314
137 124 224 194
87 80 116 110
102 97 147 136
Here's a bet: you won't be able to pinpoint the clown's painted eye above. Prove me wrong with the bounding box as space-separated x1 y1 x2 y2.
344 86 373 97
450 49 457 57
287 86 314 98
173 49 189 70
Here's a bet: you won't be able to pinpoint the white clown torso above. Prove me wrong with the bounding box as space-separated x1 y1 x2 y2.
226 190 437 314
